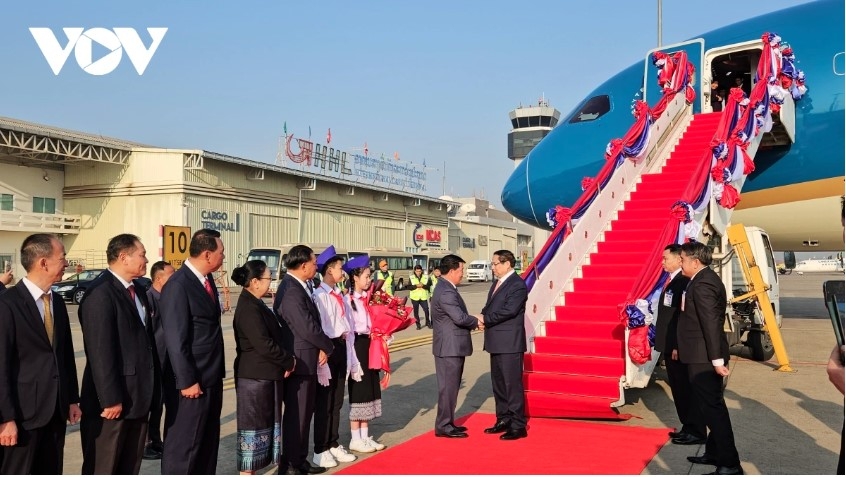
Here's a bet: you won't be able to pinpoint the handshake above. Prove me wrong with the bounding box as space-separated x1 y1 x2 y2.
474 314 485 331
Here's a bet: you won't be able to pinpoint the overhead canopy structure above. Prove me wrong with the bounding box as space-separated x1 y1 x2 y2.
0 116 148 166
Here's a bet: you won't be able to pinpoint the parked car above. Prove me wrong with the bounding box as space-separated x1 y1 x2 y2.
51 269 152 304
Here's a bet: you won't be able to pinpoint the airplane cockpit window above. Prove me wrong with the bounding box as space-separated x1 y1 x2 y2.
567 95 611 124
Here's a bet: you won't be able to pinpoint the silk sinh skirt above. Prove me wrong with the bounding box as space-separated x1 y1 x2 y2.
236 378 283 472
348 334 383 421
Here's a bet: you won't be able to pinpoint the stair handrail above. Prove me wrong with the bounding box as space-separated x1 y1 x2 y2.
522 92 691 346
521 50 698 347
618 32 807 376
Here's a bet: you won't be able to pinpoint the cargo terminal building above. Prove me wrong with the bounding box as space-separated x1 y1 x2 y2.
0 117 467 277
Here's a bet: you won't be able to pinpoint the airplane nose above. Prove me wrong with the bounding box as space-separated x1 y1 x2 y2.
501 161 541 226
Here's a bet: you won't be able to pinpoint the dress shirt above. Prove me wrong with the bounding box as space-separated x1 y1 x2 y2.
109 269 146 324
22 277 52 323
183 259 209 287
347 291 371 334
313 282 351 339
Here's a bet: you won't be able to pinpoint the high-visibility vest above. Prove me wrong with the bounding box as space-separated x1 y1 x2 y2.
409 274 430 301
376 270 394 295
430 276 438 296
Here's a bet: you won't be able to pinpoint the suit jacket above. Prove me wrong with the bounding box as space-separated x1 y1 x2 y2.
78 271 155 420
235 291 296 380
677 267 730 365
159 264 225 390
654 272 690 353
0 281 79 429
481 273 528 354
273 274 333 376
146 287 168 370
431 281 477 357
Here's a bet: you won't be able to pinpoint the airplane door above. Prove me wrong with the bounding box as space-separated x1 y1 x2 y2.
643 39 704 113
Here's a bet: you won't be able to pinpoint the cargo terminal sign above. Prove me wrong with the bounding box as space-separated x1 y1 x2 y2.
201 209 240 232
281 135 428 194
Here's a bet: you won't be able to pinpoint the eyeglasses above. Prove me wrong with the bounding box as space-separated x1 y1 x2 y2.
258 277 272 281
492 261 508 266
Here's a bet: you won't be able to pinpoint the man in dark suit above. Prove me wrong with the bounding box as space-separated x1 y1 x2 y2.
0 233 81 474
273 245 334 475
677 242 744 475
654 244 705 446
143 260 174 460
159 229 226 475
431 254 480 439
78 234 156 474
480 250 528 440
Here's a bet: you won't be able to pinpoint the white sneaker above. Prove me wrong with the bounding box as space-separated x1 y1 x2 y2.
365 436 386 451
348 438 376 453
312 451 338 468
329 445 357 463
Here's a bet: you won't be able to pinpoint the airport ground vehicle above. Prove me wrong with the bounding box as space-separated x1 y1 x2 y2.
465 260 493 282
247 244 346 293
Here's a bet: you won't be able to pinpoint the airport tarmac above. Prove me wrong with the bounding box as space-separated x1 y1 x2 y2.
58 272 844 474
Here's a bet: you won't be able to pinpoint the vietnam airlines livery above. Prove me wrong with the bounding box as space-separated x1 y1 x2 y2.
502 0 844 251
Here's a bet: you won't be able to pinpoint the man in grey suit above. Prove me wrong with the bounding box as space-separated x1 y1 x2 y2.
480 250 528 440
430 254 481 438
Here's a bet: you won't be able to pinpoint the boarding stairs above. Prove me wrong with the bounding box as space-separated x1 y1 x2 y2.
521 91 795 419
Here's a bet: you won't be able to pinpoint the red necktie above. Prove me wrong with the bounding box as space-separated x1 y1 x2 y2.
128 284 136 302
204 279 215 301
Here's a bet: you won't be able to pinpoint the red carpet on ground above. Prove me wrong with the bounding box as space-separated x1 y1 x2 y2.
335 413 670 475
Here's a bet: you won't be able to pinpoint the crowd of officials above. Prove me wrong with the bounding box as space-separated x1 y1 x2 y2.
0 230 532 475
0 230 840 475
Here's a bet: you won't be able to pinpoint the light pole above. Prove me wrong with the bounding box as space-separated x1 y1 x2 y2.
657 0 663 48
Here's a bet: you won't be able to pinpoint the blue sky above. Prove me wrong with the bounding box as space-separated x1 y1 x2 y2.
0 0 811 206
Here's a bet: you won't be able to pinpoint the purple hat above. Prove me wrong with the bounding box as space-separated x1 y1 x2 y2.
316 245 337 268
343 255 370 274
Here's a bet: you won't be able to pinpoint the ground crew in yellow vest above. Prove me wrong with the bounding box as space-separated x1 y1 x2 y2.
376 260 394 295
430 267 441 298
410 265 432 329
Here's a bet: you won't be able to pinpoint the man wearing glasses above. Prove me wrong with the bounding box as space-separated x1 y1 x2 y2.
479 250 529 440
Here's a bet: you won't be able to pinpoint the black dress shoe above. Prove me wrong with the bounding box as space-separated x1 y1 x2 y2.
435 429 469 438
672 433 706 445
668 430 684 439
483 420 511 434
453 425 468 432
427 324 433 329
687 455 718 466
706 465 744 475
299 463 327 474
142 445 162 460
500 428 528 440
149 440 164 454
281 467 306 475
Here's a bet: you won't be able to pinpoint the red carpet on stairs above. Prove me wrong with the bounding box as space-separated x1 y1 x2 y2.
524 113 721 419
335 413 671 475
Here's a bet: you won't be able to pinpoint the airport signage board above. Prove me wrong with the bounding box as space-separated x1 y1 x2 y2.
412 223 443 248
461 237 476 249
282 135 428 194
163 225 190 269
201 209 240 232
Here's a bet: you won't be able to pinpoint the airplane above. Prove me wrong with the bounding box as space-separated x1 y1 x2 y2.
501 0 844 252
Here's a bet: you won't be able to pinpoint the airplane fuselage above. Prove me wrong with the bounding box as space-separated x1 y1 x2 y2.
502 0 844 251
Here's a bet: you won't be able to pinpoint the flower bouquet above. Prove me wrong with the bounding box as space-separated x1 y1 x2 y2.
366 280 415 388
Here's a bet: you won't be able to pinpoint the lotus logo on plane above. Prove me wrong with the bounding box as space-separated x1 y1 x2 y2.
29 27 168 76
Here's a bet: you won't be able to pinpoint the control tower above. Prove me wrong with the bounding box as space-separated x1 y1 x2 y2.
507 97 560 168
